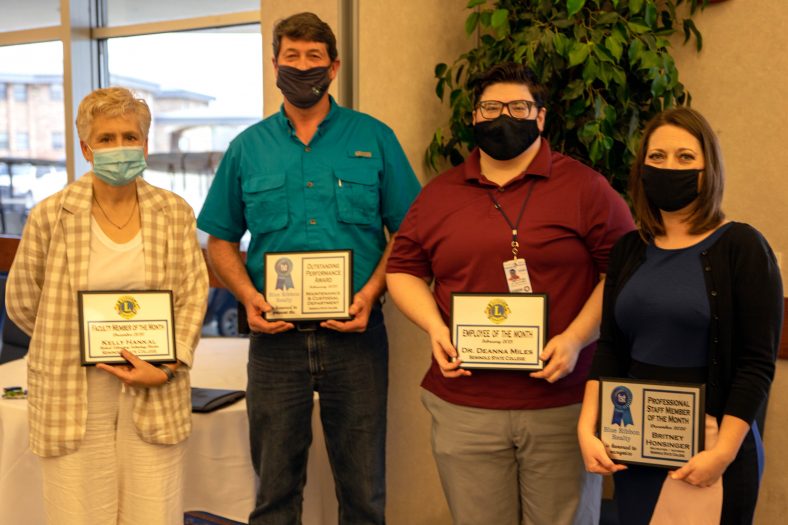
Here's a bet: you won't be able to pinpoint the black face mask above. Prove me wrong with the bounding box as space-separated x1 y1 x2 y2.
276 65 332 109
641 165 701 212
473 115 541 161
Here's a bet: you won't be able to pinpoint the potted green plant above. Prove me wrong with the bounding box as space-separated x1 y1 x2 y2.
427 0 707 192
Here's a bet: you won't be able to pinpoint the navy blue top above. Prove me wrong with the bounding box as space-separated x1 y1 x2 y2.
615 223 733 371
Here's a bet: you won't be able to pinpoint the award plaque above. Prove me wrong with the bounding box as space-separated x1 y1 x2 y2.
451 293 547 370
264 250 353 321
599 378 705 468
78 290 177 366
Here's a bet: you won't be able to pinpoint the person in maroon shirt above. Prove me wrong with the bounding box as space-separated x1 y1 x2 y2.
386 63 634 525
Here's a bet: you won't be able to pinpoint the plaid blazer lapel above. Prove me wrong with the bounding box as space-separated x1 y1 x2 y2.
61 175 93 293
137 177 168 289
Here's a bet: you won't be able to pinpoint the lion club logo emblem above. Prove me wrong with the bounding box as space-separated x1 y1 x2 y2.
485 298 511 325
115 295 140 319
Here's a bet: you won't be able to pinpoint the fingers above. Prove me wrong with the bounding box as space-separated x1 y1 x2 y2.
120 349 143 366
245 294 294 334
530 336 579 383
530 339 559 381
529 358 568 383
539 340 556 362
96 362 128 380
321 317 368 333
587 460 627 475
670 465 689 481
579 435 626 475
432 337 470 378
249 318 295 334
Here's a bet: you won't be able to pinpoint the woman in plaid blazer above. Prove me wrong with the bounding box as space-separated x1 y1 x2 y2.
6 87 209 524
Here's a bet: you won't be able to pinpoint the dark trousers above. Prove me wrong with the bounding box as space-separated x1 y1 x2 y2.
246 308 388 525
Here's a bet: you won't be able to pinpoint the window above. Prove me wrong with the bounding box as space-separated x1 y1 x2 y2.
0 41 66 234
52 131 64 149
1 2 262 330
107 26 261 217
50 84 63 101
0 132 8 149
105 0 258 26
0 1 60 32
12 85 27 102
14 132 29 151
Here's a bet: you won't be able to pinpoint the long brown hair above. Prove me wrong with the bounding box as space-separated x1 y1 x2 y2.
630 107 725 239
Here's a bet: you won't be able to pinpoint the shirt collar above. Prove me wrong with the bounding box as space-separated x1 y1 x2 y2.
463 139 554 186
279 95 339 136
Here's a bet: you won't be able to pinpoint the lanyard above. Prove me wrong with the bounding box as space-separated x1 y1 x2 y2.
487 179 537 259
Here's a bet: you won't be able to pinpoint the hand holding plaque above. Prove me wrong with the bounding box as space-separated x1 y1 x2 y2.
264 250 353 321
598 378 705 468
79 290 176 366
451 293 547 370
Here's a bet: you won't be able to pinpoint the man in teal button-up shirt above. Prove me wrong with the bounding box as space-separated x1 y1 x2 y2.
198 12 420 525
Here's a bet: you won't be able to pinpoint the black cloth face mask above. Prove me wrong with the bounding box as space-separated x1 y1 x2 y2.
276 65 332 109
641 165 701 212
473 115 541 161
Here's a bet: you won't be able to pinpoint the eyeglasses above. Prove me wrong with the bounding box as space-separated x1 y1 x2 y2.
476 100 538 120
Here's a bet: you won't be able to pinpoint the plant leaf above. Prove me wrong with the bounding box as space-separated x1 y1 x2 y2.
629 0 644 15
466 0 487 8
553 32 571 57
567 0 586 18
465 12 480 35
645 1 657 28
627 22 651 34
604 35 623 61
491 9 509 29
568 42 591 67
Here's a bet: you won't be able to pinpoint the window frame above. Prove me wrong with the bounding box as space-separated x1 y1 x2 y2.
0 0 261 185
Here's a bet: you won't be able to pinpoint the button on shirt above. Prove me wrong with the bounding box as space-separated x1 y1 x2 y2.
198 97 421 294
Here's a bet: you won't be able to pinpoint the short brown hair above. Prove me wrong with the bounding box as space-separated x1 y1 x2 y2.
272 12 338 62
76 87 151 142
471 62 547 108
630 107 725 239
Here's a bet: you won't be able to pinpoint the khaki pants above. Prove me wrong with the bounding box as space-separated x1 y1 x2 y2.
422 390 600 525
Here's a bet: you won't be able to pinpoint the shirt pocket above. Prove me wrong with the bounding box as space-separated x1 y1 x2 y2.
334 160 381 226
242 173 289 234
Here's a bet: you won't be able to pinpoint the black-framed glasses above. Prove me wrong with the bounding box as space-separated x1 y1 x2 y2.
476 99 538 119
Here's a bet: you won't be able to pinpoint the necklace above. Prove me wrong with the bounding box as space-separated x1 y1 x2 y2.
93 194 138 230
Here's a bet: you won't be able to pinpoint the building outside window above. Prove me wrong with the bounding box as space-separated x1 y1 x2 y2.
14 132 29 151
50 83 63 101
12 84 27 102
51 131 64 150
0 132 8 149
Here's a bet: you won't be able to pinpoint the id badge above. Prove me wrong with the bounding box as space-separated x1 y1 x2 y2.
503 258 532 293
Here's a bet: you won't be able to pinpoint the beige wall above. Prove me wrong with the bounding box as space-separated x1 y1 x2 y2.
259 1 787 523
357 4 469 524
669 2 788 523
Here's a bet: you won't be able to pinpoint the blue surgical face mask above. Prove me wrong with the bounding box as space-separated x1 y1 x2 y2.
89 145 147 186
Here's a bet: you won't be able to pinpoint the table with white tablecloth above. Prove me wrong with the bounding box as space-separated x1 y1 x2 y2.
0 337 337 524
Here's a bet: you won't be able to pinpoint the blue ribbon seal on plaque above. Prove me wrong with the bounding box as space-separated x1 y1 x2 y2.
610 386 634 426
274 257 294 290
